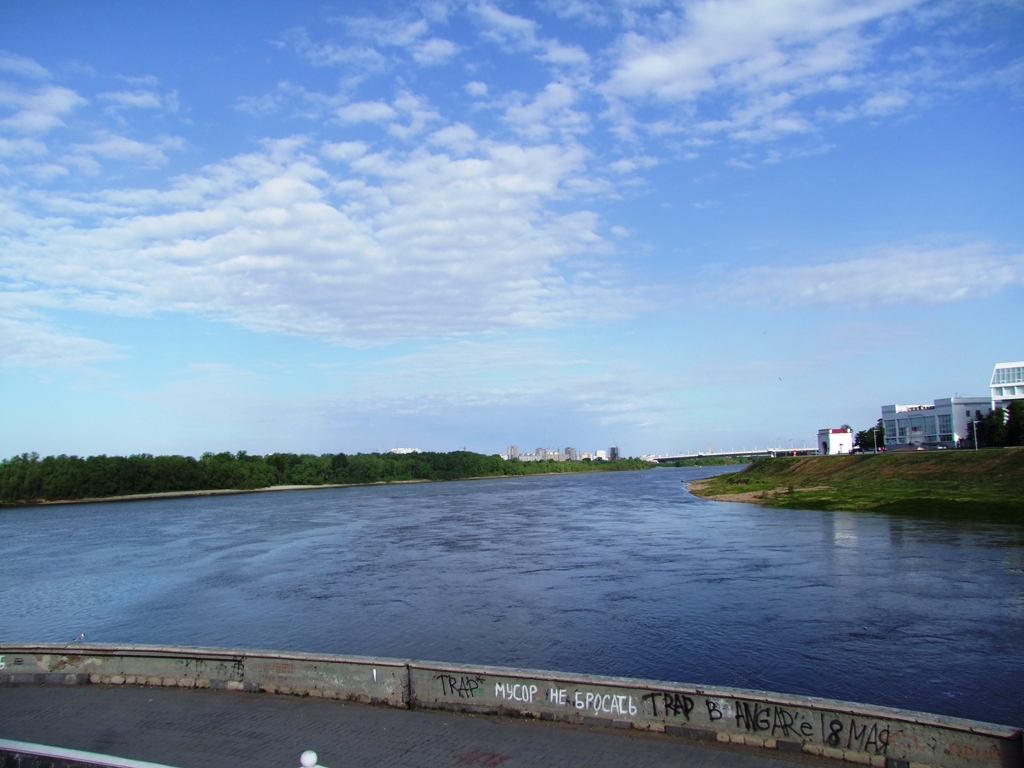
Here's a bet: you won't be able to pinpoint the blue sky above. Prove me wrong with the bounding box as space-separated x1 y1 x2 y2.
1 0 1022 458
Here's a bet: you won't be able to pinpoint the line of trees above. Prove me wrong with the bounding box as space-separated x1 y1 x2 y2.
0 450 652 505
854 420 885 452
967 402 1024 448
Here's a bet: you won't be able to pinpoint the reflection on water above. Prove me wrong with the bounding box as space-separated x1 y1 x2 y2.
832 516 859 547
1 466 1022 727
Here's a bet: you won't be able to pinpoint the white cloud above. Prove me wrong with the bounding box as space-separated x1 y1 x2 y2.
72 132 186 169
428 124 478 155
388 92 441 139
504 82 590 140
99 90 161 109
26 162 69 182
235 92 281 117
1 135 627 344
0 83 86 133
465 81 488 97
0 136 47 157
538 40 590 69
540 0 611 26
472 2 590 74
320 140 369 162
0 316 120 369
472 3 541 51
862 88 912 115
98 89 177 113
602 0 930 141
279 27 386 71
336 100 397 123
0 50 50 79
412 37 460 65
607 155 658 174
724 242 1024 308
236 81 347 121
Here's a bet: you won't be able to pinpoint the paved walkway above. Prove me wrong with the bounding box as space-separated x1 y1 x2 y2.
1 684 836 768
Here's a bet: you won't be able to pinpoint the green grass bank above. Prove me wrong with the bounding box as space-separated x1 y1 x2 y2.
688 448 1024 521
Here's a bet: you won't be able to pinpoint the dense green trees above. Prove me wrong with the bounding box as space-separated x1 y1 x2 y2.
854 420 885 452
968 402 1024 448
0 450 652 504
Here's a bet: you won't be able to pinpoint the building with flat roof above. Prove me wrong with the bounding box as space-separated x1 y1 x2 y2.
991 361 1024 409
881 397 991 449
817 428 853 455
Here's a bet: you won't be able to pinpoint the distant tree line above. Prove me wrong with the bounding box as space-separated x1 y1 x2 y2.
967 402 1024 448
0 450 652 504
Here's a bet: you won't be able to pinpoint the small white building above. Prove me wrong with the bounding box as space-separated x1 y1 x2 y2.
881 397 991 449
991 361 1024 410
817 428 853 455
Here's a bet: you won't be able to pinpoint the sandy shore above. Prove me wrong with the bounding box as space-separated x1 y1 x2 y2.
4 466 651 509
12 483 354 507
687 478 830 505
3 471 599 508
10 480 433 507
686 478 769 505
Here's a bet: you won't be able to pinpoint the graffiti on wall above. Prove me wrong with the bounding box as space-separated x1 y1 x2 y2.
427 673 899 756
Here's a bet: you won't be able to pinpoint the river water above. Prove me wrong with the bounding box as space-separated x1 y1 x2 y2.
1 466 1022 726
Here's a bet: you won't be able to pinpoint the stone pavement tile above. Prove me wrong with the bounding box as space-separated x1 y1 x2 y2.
1 685 836 768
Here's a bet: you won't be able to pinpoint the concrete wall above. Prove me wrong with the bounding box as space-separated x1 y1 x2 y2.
1 644 1019 768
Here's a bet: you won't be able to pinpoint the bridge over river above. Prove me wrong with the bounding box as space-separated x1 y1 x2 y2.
651 447 819 462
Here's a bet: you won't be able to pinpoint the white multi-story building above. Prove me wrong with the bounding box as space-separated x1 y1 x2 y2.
991 361 1024 410
817 428 853 455
881 397 991 449
514 447 568 462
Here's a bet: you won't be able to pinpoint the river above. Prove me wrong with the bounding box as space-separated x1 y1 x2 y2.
1 466 1022 726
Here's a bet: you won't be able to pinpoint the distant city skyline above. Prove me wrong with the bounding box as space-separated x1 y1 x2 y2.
1 2 1021 458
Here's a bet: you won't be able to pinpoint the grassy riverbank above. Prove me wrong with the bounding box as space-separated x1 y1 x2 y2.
688 448 1024 521
0 450 652 506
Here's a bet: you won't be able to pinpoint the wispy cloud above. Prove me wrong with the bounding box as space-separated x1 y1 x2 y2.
1 135 631 343
0 83 86 133
0 50 50 79
598 0 958 142
99 88 178 114
71 132 186 168
0 315 121 369
723 242 1024 308
278 27 386 71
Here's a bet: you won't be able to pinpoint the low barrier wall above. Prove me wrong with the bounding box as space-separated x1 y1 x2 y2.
1 644 1019 768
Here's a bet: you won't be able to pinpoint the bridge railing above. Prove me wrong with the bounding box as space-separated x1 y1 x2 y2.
0 739 326 768
1 644 1020 768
